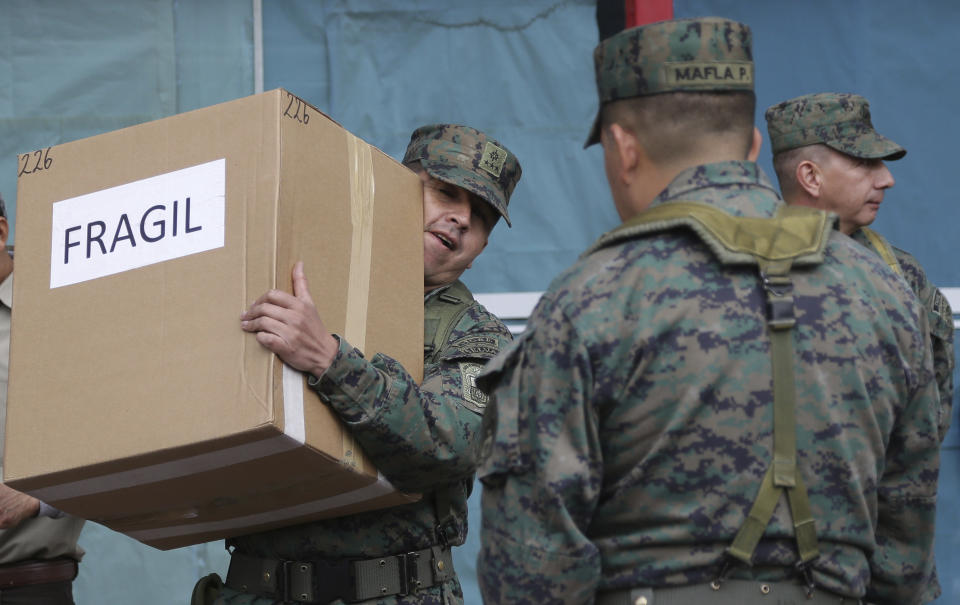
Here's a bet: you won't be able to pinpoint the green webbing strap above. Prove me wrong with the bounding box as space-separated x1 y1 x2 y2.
587 201 829 585
727 260 819 569
423 280 474 365
423 281 475 544
860 227 902 276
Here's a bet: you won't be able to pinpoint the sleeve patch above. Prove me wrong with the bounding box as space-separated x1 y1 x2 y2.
442 334 501 361
931 289 946 317
459 362 489 413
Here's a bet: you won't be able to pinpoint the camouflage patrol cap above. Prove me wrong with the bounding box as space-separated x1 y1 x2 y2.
402 124 522 227
585 17 754 147
765 93 906 160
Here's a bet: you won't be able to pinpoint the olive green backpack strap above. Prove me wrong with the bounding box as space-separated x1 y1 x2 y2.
722 255 821 596
423 280 476 544
860 227 902 276
423 280 475 366
595 201 831 595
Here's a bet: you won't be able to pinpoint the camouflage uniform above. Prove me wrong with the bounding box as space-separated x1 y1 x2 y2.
477 18 940 605
211 125 521 605
766 92 954 443
850 229 954 440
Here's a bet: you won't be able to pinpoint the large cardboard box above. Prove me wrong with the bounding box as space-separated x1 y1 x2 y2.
5 89 424 550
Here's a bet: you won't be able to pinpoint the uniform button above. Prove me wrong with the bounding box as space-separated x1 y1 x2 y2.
760 584 771 594
263 571 271 582
437 560 445 571
634 597 648 605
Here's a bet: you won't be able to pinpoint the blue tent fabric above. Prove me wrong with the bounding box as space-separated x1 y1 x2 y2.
0 0 253 240
263 0 616 296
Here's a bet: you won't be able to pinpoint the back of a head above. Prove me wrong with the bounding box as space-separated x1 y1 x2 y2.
585 17 756 162
602 91 756 165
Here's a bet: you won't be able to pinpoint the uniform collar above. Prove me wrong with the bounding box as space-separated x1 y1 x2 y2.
650 161 781 216
424 282 454 303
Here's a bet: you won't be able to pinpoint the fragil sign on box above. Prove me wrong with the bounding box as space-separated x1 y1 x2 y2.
6 89 424 550
50 158 226 288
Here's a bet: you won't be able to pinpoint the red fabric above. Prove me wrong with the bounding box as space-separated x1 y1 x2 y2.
625 0 673 27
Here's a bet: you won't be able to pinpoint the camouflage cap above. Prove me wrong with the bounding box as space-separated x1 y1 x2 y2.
585 16 754 147
402 124 522 227
765 92 906 160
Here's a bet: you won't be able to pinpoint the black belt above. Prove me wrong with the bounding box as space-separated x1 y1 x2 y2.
596 579 862 605
225 546 455 603
0 558 78 589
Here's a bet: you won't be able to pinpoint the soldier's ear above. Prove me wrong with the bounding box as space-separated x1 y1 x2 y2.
795 160 823 198
747 127 762 162
605 123 641 181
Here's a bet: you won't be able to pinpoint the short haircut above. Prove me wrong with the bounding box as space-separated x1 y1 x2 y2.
0 193 6 219
771 144 834 199
600 90 756 164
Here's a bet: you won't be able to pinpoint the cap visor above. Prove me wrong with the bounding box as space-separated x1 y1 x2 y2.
828 133 906 161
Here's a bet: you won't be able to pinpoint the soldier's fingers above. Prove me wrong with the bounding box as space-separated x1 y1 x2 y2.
292 261 316 307
253 330 293 357
243 289 299 319
242 293 300 323
240 313 292 339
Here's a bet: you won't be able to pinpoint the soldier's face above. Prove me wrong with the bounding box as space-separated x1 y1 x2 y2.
418 169 494 293
818 150 895 234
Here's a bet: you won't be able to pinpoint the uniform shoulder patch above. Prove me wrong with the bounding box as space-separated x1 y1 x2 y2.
932 289 946 317
459 362 489 413
442 334 501 361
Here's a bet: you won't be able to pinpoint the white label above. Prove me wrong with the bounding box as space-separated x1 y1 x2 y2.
49 159 226 288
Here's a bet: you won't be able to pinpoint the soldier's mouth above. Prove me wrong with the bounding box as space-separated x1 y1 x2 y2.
431 232 455 250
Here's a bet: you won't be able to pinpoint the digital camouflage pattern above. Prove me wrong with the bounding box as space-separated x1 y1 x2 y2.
476 162 940 604
765 93 906 160
402 124 521 226
851 228 955 442
585 17 753 146
215 285 513 605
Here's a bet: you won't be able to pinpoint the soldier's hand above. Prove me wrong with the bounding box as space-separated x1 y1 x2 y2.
240 261 339 377
0 483 40 528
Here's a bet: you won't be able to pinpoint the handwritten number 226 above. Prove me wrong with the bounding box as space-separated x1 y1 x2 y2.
283 94 310 124
18 147 53 176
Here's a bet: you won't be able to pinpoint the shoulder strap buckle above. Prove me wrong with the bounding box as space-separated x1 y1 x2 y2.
760 268 796 330
795 557 818 598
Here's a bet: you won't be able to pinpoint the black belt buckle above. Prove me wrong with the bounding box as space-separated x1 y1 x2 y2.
276 558 356 604
279 560 313 603
398 551 421 596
